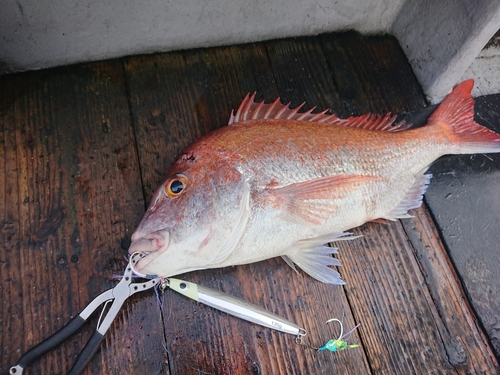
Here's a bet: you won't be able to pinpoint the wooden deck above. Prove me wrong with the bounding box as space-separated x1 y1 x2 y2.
1 32 499 374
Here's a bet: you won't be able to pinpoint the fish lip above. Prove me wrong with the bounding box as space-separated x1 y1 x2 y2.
129 230 169 253
128 231 170 276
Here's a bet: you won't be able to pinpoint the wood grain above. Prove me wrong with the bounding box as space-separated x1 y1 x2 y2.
124 42 372 375
320 33 427 116
403 205 498 372
0 61 166 375
425 93 500 357
1 31 498 375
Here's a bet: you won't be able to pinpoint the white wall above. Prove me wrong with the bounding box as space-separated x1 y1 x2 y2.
390 0 500 102
0 0 403 73
0 0 498 101
460 31 500 98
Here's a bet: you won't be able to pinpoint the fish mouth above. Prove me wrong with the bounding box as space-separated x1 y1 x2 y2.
128 231 170 277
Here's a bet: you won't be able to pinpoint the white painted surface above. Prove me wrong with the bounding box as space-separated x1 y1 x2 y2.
461 32 500 97
0 0 403 73
0 0 499 99
390 0 500 103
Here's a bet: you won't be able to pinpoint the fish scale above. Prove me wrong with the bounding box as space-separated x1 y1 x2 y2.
129 80 500 285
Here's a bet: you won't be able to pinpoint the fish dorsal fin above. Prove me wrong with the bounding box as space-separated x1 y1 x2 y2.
228 93 410 132
282 232 361 284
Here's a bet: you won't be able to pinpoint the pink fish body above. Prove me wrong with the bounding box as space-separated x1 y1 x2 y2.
129 80 500 284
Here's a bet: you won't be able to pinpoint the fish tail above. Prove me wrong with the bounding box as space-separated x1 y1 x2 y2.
428 79 500 154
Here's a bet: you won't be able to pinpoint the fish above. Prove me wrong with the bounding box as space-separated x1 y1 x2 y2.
129 79 500 284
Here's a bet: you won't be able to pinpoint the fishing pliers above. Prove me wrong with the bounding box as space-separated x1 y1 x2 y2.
10 253 161 375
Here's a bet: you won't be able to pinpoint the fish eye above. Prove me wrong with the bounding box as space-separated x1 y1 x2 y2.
165 175 188 197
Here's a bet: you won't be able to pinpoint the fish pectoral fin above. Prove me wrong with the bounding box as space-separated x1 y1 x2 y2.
284 232 360 284
267 174 383 225
382 169 432 220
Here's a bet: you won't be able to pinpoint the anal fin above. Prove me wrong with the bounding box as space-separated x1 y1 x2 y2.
383 169 432 220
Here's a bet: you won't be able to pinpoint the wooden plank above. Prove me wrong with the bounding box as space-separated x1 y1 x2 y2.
264 36 345 114
425 93 500 357
124 32 499 374
124 42 372 375
320 33 427 116
378 93 500 359
124 44 277 202
403 206 499 371
339 216 497 373
320 32 498 374
2 31 498 375
0 62 167 375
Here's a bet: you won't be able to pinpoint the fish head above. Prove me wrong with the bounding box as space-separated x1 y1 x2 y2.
129 150 250 278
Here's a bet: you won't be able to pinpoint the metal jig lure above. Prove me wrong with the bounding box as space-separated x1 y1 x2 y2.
130 252 360 353
163 277 307 337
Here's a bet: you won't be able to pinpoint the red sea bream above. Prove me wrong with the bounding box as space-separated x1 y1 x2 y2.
129 80 500 284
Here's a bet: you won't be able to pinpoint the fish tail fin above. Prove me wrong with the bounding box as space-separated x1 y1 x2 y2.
428 79 500 154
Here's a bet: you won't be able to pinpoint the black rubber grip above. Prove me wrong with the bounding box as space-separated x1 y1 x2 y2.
15 315 86 370
67 331 105 375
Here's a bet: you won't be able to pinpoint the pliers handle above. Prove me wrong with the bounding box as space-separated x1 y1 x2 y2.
10 253 160 375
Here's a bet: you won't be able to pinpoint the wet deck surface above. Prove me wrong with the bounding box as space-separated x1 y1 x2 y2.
1 32 499 375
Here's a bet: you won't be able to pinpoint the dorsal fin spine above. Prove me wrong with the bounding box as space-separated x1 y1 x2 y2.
310 109 330 122
228 93 409 132
276 102 291 118
286 103 305 119
243 93 256 122
264 98 280 119
319 112 336 123
374 115 385 129
252 100 265 120
229 93 247 124
239 93 252 123
297 107 316 121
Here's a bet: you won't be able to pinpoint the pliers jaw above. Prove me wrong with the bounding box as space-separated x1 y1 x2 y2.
10 253 161 375
85 253 160 335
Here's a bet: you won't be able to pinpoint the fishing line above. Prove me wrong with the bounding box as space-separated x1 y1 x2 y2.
144 271 362 353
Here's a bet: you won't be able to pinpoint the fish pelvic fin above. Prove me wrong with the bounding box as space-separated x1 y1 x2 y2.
284 232 361 284
265 174 384 225
229 93 409 131
382 169 432 220
428 79 500 154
